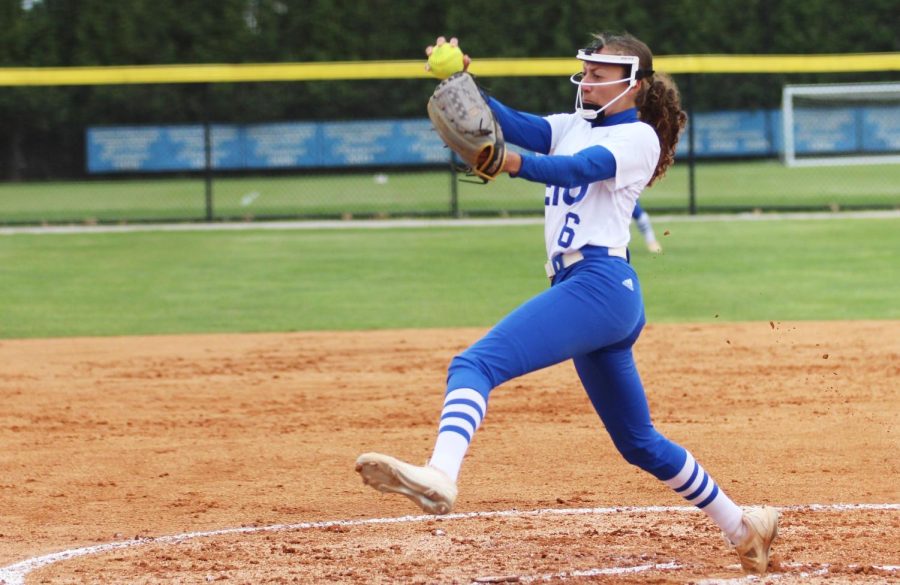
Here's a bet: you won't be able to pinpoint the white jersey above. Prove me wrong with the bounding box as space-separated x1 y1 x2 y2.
542 113 660 259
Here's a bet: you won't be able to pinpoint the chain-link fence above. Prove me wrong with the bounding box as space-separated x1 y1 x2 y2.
1 59 898 225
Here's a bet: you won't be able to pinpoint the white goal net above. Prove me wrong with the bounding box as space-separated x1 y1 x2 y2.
781 82 900 167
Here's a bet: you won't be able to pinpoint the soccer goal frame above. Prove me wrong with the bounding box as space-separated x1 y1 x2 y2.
781 82 900 167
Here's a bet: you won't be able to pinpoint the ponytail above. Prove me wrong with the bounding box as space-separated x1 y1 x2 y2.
637 72 687 186
588 32 687 186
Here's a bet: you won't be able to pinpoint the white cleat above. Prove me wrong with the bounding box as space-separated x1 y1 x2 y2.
734 506 780 574
355 452 457 515
647 240 663 253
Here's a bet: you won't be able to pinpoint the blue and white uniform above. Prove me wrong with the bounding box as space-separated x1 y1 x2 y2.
430 97 744 540
630 201 661 251
632 200 646 220
536 116 656 254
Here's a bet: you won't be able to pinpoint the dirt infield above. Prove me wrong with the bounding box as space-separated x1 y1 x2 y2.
1 321 897 584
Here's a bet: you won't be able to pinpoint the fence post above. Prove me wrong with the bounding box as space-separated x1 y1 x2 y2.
449 153 460 218
686 74 697 215
202 83 214 221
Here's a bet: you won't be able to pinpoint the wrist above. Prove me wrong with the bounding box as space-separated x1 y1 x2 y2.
504 151 522 176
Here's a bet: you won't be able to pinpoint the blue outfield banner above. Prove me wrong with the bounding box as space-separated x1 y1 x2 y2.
86 119 450 172
318 120 449 166
676 110 777 158
862 105 900 152
242 122 319 168
87 125 244 172
86 105 900 173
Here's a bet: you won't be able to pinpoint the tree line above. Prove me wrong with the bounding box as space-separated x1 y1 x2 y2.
1 0 898 179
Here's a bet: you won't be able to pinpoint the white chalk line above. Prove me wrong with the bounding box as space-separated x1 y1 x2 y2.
697 562 900 585
1 209 898 236
510 561 683 582
0 503 897 585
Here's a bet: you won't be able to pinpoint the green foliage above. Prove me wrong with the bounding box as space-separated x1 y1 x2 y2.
1 0 898 179
0 216 897 338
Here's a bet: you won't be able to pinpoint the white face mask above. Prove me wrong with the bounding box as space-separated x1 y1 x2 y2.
571 51 640 120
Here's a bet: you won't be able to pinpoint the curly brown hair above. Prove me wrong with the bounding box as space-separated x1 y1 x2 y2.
590 32 687 186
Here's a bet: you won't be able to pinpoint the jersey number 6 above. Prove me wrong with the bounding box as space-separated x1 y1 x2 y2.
558 212 580 248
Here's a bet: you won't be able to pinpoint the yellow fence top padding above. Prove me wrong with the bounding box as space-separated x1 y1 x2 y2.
0 53 898 86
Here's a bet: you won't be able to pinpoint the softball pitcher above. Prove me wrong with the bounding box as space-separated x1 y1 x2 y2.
357 32 778 575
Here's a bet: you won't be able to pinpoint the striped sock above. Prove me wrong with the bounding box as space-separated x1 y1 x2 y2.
427 388 486 482
664 451 746 543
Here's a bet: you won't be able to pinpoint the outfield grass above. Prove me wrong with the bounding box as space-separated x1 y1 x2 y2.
0 216 897 339
0 160 897 225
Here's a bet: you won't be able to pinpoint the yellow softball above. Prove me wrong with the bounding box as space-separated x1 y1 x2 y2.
427 43 465 79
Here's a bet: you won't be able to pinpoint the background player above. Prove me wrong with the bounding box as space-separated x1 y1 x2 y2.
632 200 662 252
631 201 662 253
357 32 778 574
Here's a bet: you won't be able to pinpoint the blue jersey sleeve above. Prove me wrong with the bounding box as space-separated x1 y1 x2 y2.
515 146 617 188
486 96 552 154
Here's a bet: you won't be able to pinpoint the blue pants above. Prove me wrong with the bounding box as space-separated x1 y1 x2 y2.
446 247 686 480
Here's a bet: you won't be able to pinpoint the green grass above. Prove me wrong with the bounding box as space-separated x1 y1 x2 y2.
0 160 898 224
1 216 897 339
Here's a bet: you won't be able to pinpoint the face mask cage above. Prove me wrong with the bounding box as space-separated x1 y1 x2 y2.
571 51 641 120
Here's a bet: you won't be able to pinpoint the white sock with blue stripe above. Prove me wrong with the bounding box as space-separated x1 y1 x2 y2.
428 388 486 482
664 451 747 543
